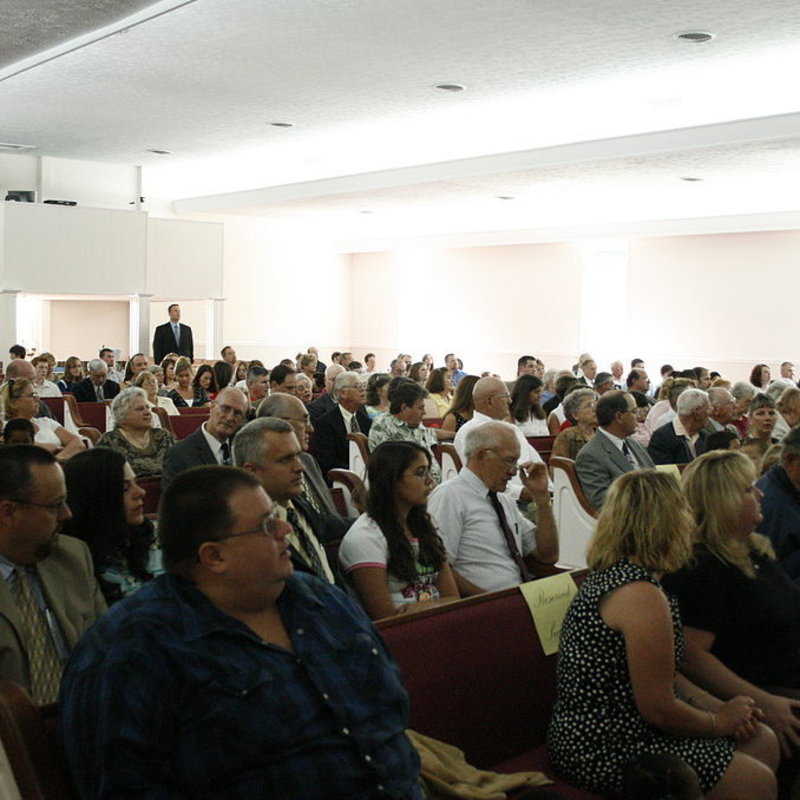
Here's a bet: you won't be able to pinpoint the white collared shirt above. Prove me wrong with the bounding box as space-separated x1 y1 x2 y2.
453 410 545 501
428 467 536 593
338 403 356 431
200 421 226 464
673 417 700 457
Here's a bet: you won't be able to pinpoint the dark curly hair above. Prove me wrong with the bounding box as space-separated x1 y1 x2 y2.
365 441 447 584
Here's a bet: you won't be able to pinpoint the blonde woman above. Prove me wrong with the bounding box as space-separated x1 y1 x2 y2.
549 469 778 799
58 356 84 393
0 378 83 460
133 371 179 419
167 357 209 408
665 449 800 760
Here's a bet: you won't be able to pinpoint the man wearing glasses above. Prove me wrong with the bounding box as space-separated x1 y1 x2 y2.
161 387 248 488
428 421 558 596
59 465 424 799
0 447 106 703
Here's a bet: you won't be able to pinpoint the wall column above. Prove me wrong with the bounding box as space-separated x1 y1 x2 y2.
130 293 153 359
207 297 225 360
0 290 21 357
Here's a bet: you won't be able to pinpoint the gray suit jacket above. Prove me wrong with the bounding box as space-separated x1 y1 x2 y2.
575 429 654 510
0 535 106 693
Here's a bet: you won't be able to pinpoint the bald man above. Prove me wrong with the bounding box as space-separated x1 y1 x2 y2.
453 377 546 502
309 363 345 423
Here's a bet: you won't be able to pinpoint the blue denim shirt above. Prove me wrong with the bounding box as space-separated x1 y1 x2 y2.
59 571 422 799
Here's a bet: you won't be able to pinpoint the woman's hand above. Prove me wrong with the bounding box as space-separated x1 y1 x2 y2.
755 692 800 756
715 696 757 737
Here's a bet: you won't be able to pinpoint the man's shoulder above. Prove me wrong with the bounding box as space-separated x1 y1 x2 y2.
651 420 676 440
45 534 92 572
575 431 608 462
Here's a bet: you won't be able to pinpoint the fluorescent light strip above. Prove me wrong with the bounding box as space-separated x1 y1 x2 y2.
0 0 198 83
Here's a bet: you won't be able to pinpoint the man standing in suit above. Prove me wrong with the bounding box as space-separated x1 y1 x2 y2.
153 303 194 364
575 390 655 510
0 446 106 702
71 359 121 403
234 417 344 586
311 371 372 482
648 388 710 466
161 387 248 488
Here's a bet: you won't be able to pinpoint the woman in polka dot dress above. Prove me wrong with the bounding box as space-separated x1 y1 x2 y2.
547 470 779 799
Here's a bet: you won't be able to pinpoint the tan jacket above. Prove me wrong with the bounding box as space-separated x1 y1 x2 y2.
0 535 107 692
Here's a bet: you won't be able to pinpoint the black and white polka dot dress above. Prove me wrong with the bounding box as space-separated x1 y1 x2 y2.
547 559 735 795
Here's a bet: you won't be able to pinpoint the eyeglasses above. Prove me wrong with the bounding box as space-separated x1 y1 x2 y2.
221 513 284 540
485 449 518 468
9 497 68 513
217 403 245 420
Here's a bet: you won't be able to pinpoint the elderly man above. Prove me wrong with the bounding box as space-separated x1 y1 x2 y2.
706 386 737 433
311 371 372 481
648 388 710 465
257 394 351 533
99 347 124 384
757 427 800 579
781 361 795 381
575 391 655 510
593 372 615 395
269 364 298 396
610 360 625 390
161 387 248 488
244 365 269 417
71 358 121 402
59 465 423 799
309 363 344 422
389 358 407 378
235 417 343 586
0 446 106 702
453 376 545 501
367 380 442 483
1 360 54 422
428 421 557 595
730 380 757 437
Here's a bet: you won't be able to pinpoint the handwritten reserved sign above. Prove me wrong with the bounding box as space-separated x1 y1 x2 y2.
519 573 578 655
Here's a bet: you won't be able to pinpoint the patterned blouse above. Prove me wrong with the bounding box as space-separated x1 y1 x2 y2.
96 428 174 477
552 427 595 461
168 386 209 408
367 413 442 484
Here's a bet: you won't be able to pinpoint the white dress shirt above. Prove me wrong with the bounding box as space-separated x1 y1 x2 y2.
453 411 545 501
200 421 227 464
598 426 641 468
338 403 357 431
428 467 536 593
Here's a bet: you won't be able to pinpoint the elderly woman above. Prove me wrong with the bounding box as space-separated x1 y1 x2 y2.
549 469 778 798
62 448 159 604
664 449 800 760
133 371 179 418
750 364 771 391
730 381 757 438
546 374 580 434
168 357 209 408
31 354 62 397
773 386 800 442
740 394 778 467
57 356 84 393
510 375 549 437
295 372 314 405
298 353 318 383
0 378 84 459
551 387 597 460
96 388 174 477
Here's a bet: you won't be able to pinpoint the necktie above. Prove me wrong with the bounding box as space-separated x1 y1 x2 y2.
220 441 232 466
173 323 180 346
487 491 532 584
622 440 637 468
11 569 62 704
300 472 323 514
349 414 361 434
96 384 104 402
285 505 328 581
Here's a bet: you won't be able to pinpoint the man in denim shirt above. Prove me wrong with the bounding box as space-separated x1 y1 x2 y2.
59 465 423 799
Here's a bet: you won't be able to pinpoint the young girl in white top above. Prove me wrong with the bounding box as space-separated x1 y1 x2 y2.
339 441 459 619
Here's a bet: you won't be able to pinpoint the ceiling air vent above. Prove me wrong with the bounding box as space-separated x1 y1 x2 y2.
0 142 37 151
675 31 714 43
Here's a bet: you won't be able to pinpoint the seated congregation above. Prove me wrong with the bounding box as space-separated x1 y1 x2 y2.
1 342 800 799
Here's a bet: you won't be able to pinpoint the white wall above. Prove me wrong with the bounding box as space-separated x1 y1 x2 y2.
350 242 583 377
45 299 130 361
40 156 138 210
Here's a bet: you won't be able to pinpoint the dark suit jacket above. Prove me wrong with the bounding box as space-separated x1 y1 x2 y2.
575 429 655 510
310 405 372 484
71 377 120 403
153 322 194 364
647 420 707 466
0 536 106 694
300 451 353 540
309 391 336 423
288 495 346 589
161 425 219 489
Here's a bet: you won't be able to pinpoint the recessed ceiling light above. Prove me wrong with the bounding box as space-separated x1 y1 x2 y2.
496 195 515 200
359 210 373 215
680 176 703 182
674 31 714 43
434 83 465 92
270 122 294 128
146 148 172 155
0 142 37 151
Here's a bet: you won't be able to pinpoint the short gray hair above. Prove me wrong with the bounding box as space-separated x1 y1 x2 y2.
87 358 106 373
111 387 147 426
232 417 293 466
563 388 597 420
463 420 517 461
333 370 360 401
707 387 733 409
731 381 756 402
676 388 709 416
295 373 312 387
255 393 295 418
766 378 794 403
